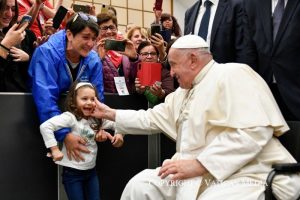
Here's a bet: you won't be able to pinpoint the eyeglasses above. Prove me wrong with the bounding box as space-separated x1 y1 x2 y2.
99 25 117 32
139 52 158 57
73 12 97 23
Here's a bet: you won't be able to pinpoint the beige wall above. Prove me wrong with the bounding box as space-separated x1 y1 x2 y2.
53 0 172 34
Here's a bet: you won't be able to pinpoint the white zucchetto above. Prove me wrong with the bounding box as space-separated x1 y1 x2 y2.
171 35 209 49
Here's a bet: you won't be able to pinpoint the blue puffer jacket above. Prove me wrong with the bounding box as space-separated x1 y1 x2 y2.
28 30 104 141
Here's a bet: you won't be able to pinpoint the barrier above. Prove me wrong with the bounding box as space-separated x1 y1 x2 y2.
97 94 149 200
0 93 57 200
0 93 174 200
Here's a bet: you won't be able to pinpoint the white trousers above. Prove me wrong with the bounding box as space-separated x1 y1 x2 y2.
121 169 176 200
120 168 300 200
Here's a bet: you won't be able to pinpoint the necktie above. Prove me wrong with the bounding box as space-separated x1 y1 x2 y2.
273 0 284 41
198 0 213 41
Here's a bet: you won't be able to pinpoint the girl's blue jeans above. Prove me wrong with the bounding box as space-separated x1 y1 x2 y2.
62 166 100 200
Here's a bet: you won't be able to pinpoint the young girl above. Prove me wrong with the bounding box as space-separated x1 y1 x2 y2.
40 81 123 200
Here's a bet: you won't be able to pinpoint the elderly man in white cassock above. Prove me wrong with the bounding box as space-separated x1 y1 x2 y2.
92 35 300 200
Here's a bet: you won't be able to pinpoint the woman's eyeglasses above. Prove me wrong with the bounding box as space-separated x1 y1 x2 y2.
99 25 117 32
139 52 158 57
72 12 97 23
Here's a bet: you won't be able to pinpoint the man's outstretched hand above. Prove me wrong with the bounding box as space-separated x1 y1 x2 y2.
91 98 116 121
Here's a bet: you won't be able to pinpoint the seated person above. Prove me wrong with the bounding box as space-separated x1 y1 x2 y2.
91 35 300 200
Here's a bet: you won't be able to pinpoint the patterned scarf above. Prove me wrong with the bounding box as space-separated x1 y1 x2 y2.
107 50 122 68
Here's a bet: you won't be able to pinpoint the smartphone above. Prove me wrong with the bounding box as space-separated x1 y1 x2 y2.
137 62 162 86
151 24 161 36
52 6 68 29
154 0 163 10
104 39 126 52
101 4 108 13
72 4 90 14
18 15 32 29
160 29 171 43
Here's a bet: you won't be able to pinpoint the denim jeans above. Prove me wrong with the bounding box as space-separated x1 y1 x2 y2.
62 166 100 200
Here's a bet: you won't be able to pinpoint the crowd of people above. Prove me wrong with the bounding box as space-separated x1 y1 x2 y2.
1 0 300 199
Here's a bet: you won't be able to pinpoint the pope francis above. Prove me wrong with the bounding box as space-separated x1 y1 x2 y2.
92 35 300 200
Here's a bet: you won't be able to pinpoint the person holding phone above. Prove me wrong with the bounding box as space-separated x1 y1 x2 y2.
28 12 104 162
17 0 63 38
153 7 162 24
153 12 182 38
96 13 138 94
42 7 75 38
135 41 174 107
160 13 182 39
0 0 36 92
149 30 167 62
152 9 182 43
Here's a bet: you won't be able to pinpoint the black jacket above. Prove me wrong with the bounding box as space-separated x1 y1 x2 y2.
0 29 36 92
184 0 253 65
243 0 300 119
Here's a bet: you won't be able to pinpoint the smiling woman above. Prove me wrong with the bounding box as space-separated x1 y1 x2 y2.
0 0 36 92
135 40 174 106
126 26 148 50
0 0 17 28
27 13 105 180
65 12 99 62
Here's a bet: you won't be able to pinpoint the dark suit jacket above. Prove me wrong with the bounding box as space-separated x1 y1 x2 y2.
244 0 300 119
184 0 252 64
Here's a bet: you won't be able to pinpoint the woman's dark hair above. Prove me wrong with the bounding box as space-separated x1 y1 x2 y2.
1 0 19 33
160 13 182 37
166 38 177 54
65 81 102 129
65 13 99 37
96 12 118 27
137 40 159 55
164 38 177 70
0 0 6 13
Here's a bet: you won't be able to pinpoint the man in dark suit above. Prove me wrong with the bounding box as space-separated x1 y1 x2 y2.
184 0 252 64
243 0 300 120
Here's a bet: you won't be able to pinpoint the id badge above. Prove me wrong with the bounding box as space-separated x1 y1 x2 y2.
114 77 129 96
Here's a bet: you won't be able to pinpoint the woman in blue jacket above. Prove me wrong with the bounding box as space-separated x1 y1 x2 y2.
28 12 104 161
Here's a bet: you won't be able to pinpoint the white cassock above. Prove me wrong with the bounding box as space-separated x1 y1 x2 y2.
117 61 300 200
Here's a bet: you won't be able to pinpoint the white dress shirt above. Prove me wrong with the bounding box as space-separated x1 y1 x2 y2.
194 0 219 48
